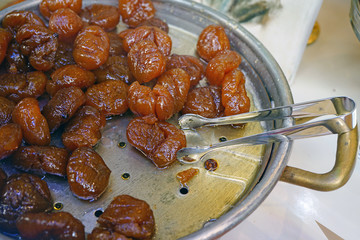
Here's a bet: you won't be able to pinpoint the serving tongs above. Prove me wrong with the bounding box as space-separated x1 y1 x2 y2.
177 96 357 164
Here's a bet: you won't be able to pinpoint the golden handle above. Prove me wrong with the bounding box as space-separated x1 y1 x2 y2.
280 125 358 191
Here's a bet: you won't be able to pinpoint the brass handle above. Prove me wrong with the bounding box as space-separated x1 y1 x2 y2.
280 125 358 191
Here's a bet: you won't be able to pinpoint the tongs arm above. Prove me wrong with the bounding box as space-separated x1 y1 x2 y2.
177 96 356 164
178 96 353 129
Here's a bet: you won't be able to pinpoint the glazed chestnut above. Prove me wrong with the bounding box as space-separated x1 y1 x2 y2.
128 69 190 121
53 41 76 70
47 65 96 97
67 147 111 201
127 81 156 117
0 168 6 192
0 173 53 233
118 0 156 28
62 106 106 151
127 81 173 120
93 56 134 84
0 96 15 126
0 71 47 102
166 54 205 87
127 40 166 83
182 85 224 118
0 123 23 160
12 146 69 177
6 40 32 73
73 25 110 70
121 26 172 56
205 50 242 86
152 84 174 121
42 86 86 133
80 4 120 31
12 98 51 146
222 69 250 116
196 24 230 62
107 32 127 57
126 115 186 168
156 68 190 113
97 195 155 239
49 8 83 42
2 10 45 34
39 0 82 19
85 80 128 117
16 24 58 71
0 28 11 65
16 211 85 240
137 17 169 33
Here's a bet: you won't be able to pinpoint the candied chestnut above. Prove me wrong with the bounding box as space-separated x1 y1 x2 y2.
126 115 186 168
0 71 47 102
152 84 174 121
118 0 156 28
12 98 50 146
6 40 32 73
16 211 85 240
128 69 189 121
197 25 230 62
0 28 11 65
40 0 82 19
86 80 128 117
166 54 205 87
122 26 172 56
80 4 120 31
0 96 15 126
0 168 6 192
12 146 69 177
62 106 106 151
88 227 131 240
67 147 111 201
127 81 156 117
222 69 250 116
182 85 224 118
205 50 242 86
47 65 96 97
2 10 45 34
53 41 76 70
0 123 22 160
16 24 58 71
97 195 155 239
93 56 134 84
138 17 169 33
0 173 53 233
49 8 83 42
127 40 166 83
156 68 190 113
108 32 127 57
42 86 86 133
73 25 110 70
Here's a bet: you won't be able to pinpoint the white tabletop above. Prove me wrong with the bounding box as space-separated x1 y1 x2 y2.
221 0 360 239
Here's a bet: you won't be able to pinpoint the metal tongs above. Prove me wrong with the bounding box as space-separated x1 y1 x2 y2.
177 96 357 163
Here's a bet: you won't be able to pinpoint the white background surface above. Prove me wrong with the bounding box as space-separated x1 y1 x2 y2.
221 0 360 239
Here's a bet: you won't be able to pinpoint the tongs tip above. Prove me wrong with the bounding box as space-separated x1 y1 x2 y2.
178 113 209 130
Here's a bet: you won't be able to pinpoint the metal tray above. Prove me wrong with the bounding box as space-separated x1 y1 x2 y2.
0 0 293 239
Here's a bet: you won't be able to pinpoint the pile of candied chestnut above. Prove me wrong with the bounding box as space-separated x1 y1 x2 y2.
0 0 250 239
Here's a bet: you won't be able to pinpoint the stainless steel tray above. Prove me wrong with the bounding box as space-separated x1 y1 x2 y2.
0 0 293 239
